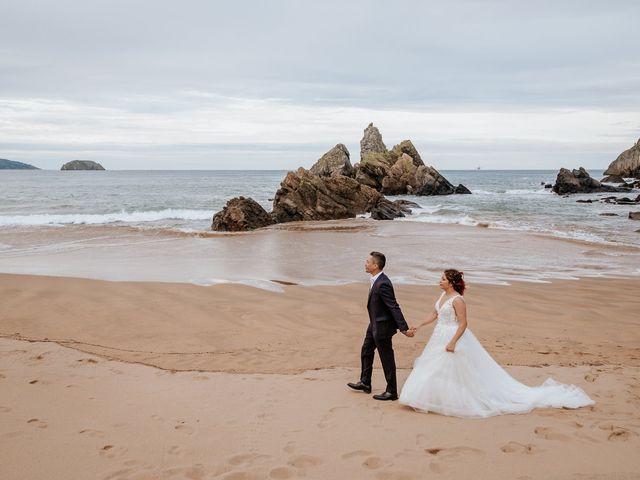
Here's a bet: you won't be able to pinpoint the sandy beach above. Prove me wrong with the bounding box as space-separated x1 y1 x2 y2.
2 272 640 479
3 1 640 478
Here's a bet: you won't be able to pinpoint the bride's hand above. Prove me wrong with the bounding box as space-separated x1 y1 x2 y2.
446 342 455 353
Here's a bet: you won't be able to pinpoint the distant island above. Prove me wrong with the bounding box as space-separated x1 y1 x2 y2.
61 160 105 171
0 158 39 170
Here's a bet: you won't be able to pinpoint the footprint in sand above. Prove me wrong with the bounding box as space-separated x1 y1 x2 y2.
534 426 570 441
27 418 48 429
318 405 349 429
282 441 296 454
424 446 485 459
500 441 538 454
594 422 639 442
584 373 598 383
79 429 105 438
29 379 39 384
0 406 12 413
269 467 295 479
341 450 373 460
287 454 322 469
167 445 185 456
317 415 330 429
99 445 128 459
607 428 638 442
362 456 384 469
174 421 195 435
228 453 265 466
76 358 99 364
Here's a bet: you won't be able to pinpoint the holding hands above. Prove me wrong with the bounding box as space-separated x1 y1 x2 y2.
403 327 417 337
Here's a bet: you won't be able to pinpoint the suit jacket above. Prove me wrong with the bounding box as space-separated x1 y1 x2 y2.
367 272 409 338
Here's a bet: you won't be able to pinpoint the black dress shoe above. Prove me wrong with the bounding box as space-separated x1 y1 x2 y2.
347 381 372 394
373 391 398 401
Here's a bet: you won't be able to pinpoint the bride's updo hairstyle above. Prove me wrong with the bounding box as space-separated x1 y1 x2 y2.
444 269 466 295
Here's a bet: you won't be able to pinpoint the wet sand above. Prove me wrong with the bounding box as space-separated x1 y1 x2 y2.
1 220 639 287
1 273 640 479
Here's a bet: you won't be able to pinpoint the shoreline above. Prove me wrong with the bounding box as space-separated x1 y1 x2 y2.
2 208 640 249
1 220 639 289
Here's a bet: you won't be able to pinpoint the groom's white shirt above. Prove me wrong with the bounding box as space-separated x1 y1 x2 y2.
370 271 383 290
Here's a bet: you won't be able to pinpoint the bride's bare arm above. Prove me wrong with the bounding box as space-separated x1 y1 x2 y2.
417 309 438 329
446 297 468 352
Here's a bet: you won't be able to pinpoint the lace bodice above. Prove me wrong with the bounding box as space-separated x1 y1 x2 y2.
435 292 461 327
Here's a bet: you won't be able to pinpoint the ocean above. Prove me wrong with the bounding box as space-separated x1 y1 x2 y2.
1 169 638 247
1 169 639 288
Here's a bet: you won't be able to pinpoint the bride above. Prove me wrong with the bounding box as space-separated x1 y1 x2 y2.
399 269 594 417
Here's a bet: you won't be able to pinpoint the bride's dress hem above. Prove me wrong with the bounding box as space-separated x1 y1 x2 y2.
398 293 595 418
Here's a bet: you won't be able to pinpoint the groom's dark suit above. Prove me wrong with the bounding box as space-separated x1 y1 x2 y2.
360 272 409 396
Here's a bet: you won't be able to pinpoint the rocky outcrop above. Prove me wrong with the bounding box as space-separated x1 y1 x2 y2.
370 197 406 220
61 160 105 170
272 168 381 223
309 144 353 177
209 123 471 228
0 159 39 170
355 126 470 196
552 167 622 195
414 166 472 195
360 123 387 161
394 199 421 210
603 139 640 178
382 153 421 194
211 196 275 231
601 174 626 183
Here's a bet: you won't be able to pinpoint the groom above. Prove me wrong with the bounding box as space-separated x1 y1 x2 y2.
348 251 415 401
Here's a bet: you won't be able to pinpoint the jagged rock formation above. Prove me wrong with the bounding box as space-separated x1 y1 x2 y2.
552 167 622 195
369 197 406 220
211 123 468 229
309 144 353 177
603 139 640 179
354 125 470 196
272 168 381 223
601 174 626 183
360 123 387 161
211 197 275 231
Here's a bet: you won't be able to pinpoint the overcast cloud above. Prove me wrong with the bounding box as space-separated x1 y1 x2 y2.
1 0 639 169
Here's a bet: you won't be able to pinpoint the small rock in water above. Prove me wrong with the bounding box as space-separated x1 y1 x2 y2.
211 196 275 231
601 174 626 183
629 212 640 220
370 197 406 220
599 213 619 216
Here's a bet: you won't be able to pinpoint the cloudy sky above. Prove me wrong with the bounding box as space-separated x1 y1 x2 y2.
1 0 639 170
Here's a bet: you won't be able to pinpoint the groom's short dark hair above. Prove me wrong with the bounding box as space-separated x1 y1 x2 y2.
370 251 386 270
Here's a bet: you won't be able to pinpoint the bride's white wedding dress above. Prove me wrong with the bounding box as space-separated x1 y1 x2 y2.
399 292 595 418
